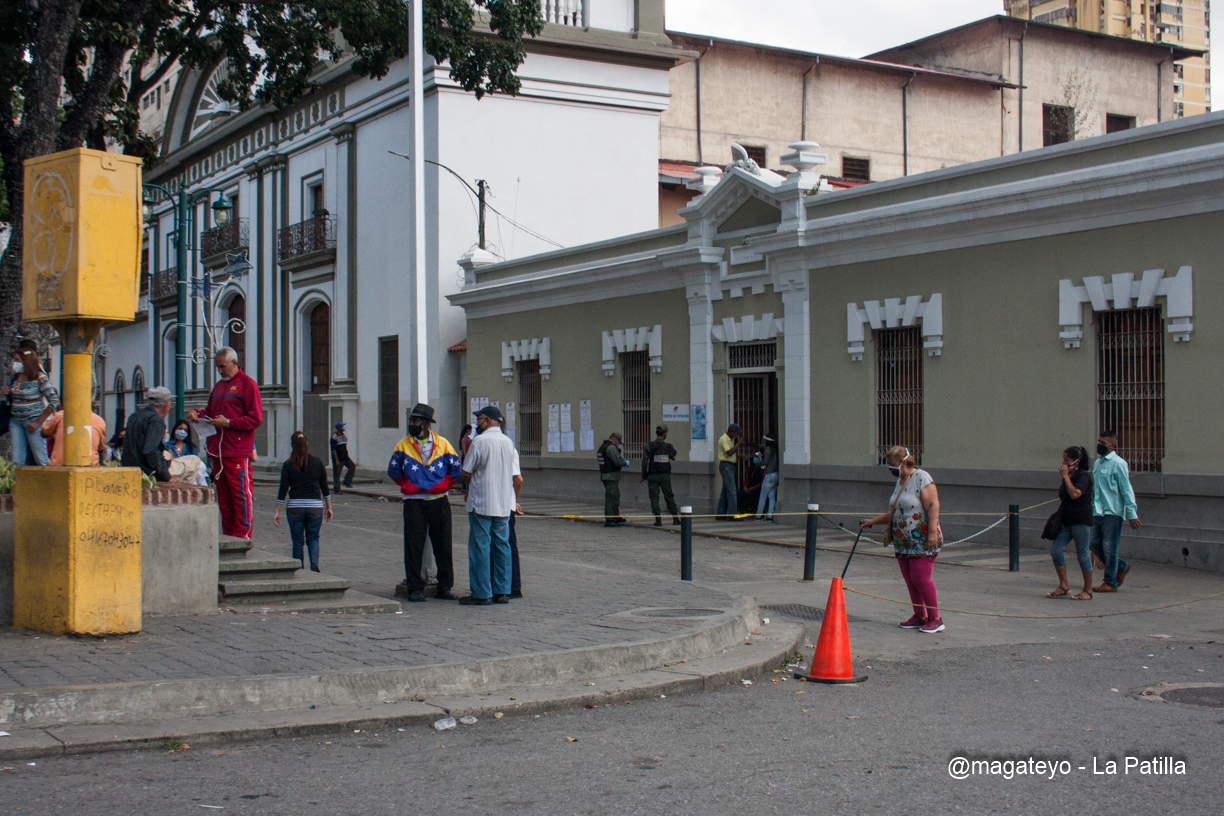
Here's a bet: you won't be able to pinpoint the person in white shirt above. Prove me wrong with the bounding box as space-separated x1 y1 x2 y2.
460 406 522 605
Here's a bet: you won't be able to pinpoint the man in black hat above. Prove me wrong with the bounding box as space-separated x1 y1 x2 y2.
642 424 681 527
330 421 356 492
387 403 464 601
596 432 627 527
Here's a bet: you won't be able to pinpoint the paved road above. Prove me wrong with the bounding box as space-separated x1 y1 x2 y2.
4 636 1220 814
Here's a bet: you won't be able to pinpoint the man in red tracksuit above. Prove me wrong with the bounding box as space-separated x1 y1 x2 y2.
189 347 263 539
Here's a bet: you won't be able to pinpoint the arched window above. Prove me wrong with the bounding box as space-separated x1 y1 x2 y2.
132 368 146 407
114 370 127 433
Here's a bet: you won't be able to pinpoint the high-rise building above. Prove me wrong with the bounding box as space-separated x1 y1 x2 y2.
1006 0 1210 117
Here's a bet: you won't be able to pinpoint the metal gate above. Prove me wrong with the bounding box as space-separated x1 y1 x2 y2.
517 359 542 455
621 351 651 459
1097 307 1164 472
875 327 923 464
729 371 777 510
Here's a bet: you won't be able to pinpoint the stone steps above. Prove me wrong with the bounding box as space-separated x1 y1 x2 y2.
216 537 399 614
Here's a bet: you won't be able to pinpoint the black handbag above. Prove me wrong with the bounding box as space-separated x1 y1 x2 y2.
1040 510 1062 541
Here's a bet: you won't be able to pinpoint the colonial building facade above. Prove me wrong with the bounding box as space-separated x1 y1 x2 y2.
451 112 1224 570
98 1 687 465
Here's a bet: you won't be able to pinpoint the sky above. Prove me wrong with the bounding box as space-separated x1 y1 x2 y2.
665 0 1217 110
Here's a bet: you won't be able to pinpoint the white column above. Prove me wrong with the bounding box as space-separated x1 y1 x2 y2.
686 272 716 462
778 266 810 465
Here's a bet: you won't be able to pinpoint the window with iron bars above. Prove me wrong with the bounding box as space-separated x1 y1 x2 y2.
876 327 923 464
620 351 651 460
727 341 777 371
378 336 399 428
1097 308 1164 472
517 360 542 456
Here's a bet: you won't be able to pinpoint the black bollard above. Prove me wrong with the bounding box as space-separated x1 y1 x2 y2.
803 503 819 581
1008 504 1020 572
680 506 693 581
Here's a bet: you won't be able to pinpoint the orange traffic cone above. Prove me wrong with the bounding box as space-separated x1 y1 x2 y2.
794 577 867 684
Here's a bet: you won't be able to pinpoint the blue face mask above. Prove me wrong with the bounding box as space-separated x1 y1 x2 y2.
175 429 189 441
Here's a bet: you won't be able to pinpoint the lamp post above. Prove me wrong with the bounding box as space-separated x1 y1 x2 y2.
142 184 235 413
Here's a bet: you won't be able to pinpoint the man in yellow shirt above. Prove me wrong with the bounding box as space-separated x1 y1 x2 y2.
715 423 743 521
41 410 108 466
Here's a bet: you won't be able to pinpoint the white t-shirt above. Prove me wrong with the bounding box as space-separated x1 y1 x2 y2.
463 426 518 517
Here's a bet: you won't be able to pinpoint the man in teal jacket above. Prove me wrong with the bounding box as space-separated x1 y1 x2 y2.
1089 429 1141 592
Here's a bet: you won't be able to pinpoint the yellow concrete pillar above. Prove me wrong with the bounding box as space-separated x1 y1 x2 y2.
13 467 142 635
57 321 103 467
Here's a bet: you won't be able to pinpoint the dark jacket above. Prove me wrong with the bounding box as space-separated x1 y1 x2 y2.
122 406 171 482
1059 468 1094 527
597 440 626 477
643 438 677 476
277 455 331 503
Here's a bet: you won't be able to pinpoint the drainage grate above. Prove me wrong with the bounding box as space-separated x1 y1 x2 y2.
762 603 868 624
1160 686 1224 708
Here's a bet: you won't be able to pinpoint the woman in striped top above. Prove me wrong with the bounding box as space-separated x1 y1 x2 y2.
2 348 60 466
273 431 332 572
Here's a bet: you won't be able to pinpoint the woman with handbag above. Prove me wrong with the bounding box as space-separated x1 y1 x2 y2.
1045 445 1094 600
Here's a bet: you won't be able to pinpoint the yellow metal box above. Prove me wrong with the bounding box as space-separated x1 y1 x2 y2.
13 466 143 635
23 148 143 322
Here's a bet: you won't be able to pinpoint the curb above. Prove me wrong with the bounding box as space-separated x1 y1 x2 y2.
0 598 759 732
0 621 805 760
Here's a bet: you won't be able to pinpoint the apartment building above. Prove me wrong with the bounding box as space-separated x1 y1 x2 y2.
1006 0 1210 117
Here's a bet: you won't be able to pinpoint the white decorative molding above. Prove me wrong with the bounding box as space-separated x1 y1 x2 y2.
501 338 551 382
847 294 944 360
602 325 662 376
711 313 783 343
1059 266 1193 348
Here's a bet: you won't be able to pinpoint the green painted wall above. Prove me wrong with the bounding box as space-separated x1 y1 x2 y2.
809 210 1224 474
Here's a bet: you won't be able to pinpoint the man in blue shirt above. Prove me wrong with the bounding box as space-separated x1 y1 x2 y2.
1089 430 1141 592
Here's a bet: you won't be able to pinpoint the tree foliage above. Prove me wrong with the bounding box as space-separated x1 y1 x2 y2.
0 0 543 387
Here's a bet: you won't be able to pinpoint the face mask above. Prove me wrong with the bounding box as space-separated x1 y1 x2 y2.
1096 444 1109 457
888 466 902 477
409 423 428 439
175 429 189 441
12 361 23 374
752 457 761 465
475 422 487 435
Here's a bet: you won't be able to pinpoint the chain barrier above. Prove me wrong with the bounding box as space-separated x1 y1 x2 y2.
843 586 1224 620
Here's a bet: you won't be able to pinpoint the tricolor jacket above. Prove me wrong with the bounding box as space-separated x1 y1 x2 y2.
387 432 463 497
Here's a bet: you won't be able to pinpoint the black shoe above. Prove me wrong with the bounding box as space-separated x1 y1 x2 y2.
407 590 427 602
310 563 321 573
343 481 353 488
509 591 523 599
615 517 628 523
434 589 458 600
653 517 662 527
672 516 681 526
458 595 492 606
604 520 620 528
492 594 510 604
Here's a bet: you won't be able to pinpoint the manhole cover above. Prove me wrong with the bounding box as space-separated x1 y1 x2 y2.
632 608 724 618
1160 686 1224 708
761 603 868 624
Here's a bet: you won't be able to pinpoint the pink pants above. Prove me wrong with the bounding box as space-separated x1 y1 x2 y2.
897 554 939 620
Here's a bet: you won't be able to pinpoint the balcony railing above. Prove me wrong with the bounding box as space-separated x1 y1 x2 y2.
151 267 178 303
541 0 585 26
278 214 337 265
140 256 149 295
201 217 250 262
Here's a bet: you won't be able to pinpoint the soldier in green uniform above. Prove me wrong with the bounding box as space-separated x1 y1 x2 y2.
642 424 681 527
596 432 627 527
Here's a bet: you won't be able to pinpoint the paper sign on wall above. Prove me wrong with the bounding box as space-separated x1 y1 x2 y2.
547 431 561 453
470 397 481 419
505 402 516 442
579 428 595 450
579 399 592 431
662 404 690 423
560 403 572 433
691 404 707 441
548 403 559 432
561 431 575 452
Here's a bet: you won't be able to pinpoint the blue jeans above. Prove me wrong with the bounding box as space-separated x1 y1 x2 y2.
756 472 779 518
10 421 49 466
287 506 323 566
716 462 737 518
1050 523 1092 572
1089 514 1129 588
468 512 511 599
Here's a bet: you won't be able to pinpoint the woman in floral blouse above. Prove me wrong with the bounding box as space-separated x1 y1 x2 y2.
861 446 944 633
2 348 60 466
